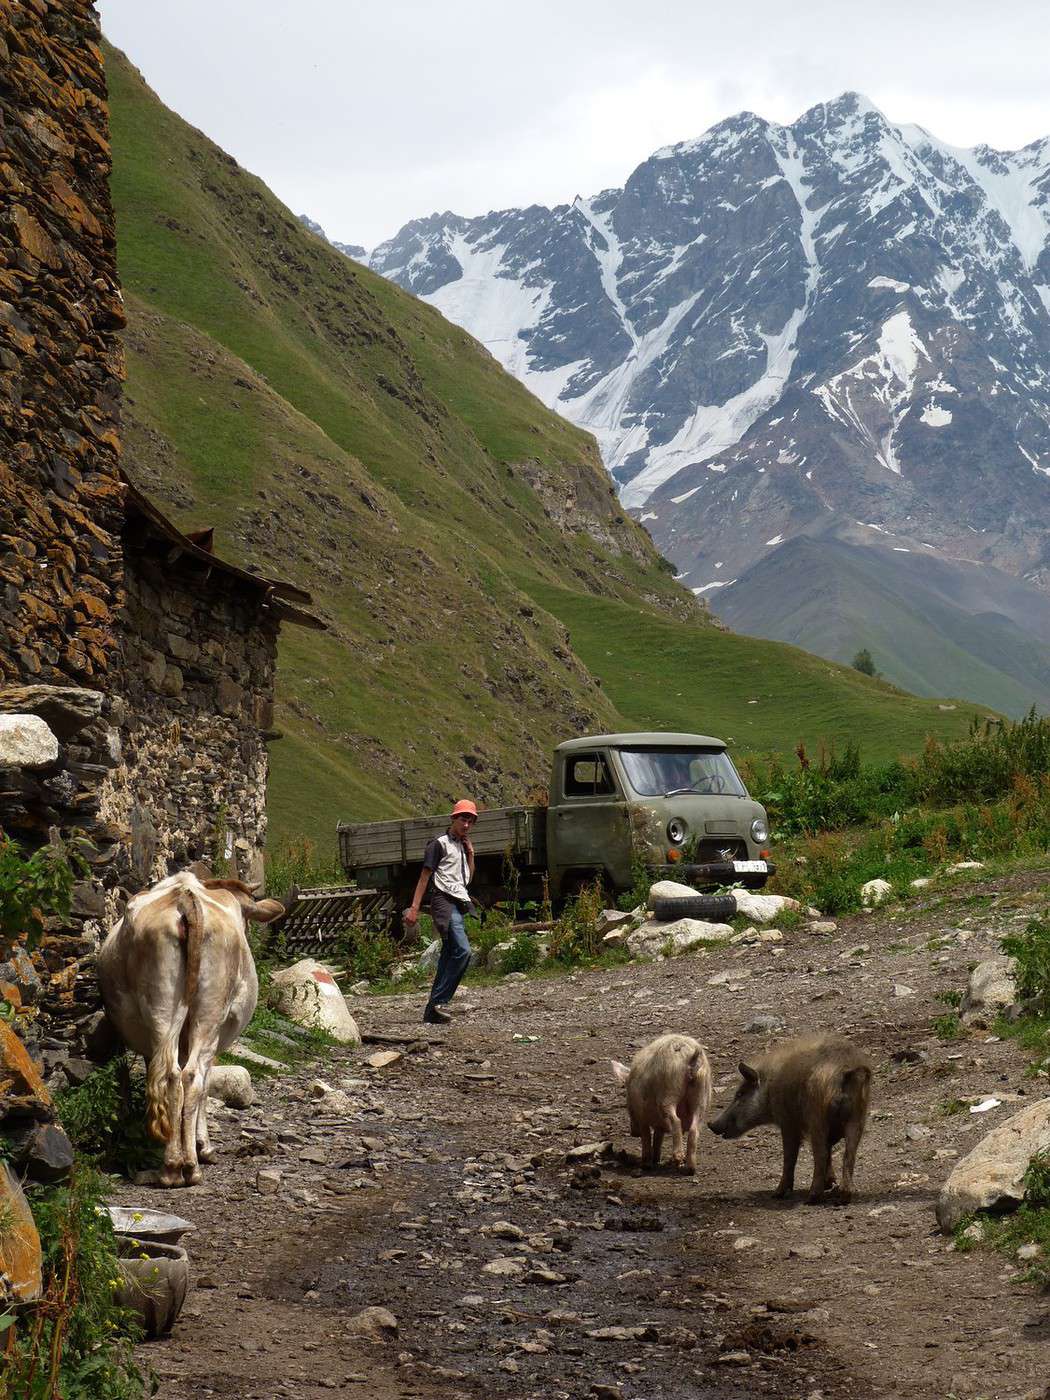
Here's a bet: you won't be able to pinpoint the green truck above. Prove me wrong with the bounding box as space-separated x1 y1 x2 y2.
331 732 772 934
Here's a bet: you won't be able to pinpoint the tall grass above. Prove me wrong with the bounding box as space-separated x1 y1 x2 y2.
753 713 1050 914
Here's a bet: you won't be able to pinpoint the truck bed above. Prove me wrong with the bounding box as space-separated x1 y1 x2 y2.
338 805 547 878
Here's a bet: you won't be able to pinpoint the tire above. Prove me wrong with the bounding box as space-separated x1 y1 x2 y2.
651 893 738 923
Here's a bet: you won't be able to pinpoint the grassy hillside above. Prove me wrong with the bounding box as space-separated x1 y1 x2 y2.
105 44 983 854
529 584 988 762
717 538 1050 719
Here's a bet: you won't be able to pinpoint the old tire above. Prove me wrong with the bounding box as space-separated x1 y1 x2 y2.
651 893 738 923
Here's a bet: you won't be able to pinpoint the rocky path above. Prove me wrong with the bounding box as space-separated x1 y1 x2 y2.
120 866 1050 1400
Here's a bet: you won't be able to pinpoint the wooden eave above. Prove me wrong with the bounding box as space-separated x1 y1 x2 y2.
120 472 326 630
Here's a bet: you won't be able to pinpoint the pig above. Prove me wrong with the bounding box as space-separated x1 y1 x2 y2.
611 1033 712 1172
708 1034 872 1204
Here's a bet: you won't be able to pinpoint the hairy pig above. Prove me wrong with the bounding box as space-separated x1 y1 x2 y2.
709 1034 872 1204
611 1032 712 1172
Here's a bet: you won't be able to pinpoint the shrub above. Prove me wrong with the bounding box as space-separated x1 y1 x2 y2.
1001 915 1050 1019
56 1056 161 1177
548 881 606 966
264 835 342 896
2 1167 150 1400
0 832 77 953
499 933 541 975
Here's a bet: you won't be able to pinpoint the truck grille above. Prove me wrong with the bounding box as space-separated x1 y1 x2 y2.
693 839 748 863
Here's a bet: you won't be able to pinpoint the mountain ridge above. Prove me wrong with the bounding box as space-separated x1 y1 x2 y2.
369 92 1050 611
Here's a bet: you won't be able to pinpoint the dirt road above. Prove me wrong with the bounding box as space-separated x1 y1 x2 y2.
122 866 1050 1400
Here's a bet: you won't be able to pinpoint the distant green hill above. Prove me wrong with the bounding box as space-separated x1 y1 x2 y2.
105 45 986 853
717 537 1050 719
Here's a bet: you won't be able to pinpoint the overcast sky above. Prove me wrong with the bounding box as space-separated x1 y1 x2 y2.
97 1 1050 252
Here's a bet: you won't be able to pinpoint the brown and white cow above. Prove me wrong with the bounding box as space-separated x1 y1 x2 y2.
98 871 283 1186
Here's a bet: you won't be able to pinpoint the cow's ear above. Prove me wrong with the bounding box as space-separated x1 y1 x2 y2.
738 1061 759 1084
244 897 285 924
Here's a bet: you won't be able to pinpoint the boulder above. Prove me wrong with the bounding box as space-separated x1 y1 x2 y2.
936 1098 1050 1233
346 1305 398 1339
596 909 633 935
0 1020 53 1120
860 878 893 908
0 1163 42 1301
0 684 102 739
269 959 361 1044
731 891 804 923
6 1122 74 1184
647 879 702 904
960 956 1018 1027
0 713 59 768
206 1064 254 1108
627 917 734 957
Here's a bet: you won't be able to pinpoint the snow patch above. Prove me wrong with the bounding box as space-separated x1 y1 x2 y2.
670 486 702 504
765 534 784 546
868 276 910 292
920 402 953 426
639 511 658 522
1018 443 1050 478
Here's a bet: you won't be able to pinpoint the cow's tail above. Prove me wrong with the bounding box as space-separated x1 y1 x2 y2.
145 887 203 1143
177 885 204 1009
146 1050 172 1143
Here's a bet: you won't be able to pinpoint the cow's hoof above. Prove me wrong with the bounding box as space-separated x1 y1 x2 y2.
196 1146 217 1164
182 1165 202 1185
158 1169 184 1188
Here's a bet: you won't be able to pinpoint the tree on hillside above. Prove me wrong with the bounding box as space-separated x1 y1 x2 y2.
852 648 876 676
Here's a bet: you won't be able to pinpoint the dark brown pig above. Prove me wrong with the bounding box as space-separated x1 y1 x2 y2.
611 1033 712 1172
708 1034 872 1203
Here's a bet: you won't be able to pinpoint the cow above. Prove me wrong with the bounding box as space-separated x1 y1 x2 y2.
98 871 283 1187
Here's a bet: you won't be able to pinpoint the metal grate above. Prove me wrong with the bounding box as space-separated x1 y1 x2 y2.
268 885 395 953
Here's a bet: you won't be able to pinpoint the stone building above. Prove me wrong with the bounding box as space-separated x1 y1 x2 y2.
0 0 321 950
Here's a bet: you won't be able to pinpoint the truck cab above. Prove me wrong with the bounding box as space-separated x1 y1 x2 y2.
547 732 772 900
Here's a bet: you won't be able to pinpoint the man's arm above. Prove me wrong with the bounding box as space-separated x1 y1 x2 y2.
464 836 475 882
404 867 431 926
404 838 440 926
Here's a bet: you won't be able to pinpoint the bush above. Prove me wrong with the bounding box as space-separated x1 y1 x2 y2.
499 933 541 975
264 835 342 896
548 882 606 966
0 832 77 953
56 1056 161 1177
1001 915 1050 1019
1 1167 150 1400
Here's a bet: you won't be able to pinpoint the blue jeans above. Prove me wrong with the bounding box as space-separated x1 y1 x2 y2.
428 893 472 1007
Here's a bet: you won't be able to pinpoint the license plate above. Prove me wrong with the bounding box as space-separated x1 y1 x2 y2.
733 860 768 874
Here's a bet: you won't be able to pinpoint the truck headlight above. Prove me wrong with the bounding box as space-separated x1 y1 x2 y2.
667 817 687 845
750 816 769 844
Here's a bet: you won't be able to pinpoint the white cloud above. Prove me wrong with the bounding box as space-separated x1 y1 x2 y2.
98 0 1050 250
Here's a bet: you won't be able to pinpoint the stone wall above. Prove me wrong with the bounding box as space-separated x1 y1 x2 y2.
100 539 280 891
0 0 125 686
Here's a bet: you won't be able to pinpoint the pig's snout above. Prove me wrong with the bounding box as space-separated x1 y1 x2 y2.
708 1115 729 1138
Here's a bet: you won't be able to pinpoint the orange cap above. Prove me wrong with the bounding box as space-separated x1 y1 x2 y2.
451 799 478 817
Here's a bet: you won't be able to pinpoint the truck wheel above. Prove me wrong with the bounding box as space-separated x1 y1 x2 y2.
651 893 738 923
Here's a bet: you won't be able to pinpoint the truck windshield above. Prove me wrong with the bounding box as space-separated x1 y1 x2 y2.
617 748 747 799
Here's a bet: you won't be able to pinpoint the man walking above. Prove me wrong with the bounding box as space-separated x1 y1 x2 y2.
405 799 477 1025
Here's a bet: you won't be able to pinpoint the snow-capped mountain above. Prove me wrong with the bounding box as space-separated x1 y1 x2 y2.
370 94 1050 596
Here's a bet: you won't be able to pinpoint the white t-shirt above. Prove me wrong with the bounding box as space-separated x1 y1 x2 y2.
422 832 471 902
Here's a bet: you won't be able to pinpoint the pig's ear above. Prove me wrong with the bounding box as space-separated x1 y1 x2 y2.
738 1061 759 1084
610 1059 631 1084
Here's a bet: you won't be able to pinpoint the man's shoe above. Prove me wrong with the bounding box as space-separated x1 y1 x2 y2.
423 1003 451 1025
